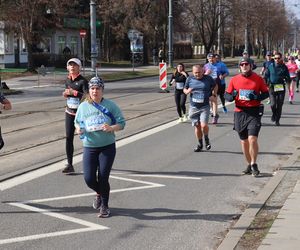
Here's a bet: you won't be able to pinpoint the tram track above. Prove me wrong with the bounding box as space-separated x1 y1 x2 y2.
0 82 178 180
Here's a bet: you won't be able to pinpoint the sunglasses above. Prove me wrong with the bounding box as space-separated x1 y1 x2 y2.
240 63 250 66
274 57 280 60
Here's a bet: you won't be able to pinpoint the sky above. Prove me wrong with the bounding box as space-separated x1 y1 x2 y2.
285 0 300 17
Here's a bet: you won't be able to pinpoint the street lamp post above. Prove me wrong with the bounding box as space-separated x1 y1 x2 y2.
168 0 174 68
244 0 249 53
217 0 222 55
90 0 97 72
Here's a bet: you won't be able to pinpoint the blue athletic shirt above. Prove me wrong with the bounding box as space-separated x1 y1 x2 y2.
185 75 216 108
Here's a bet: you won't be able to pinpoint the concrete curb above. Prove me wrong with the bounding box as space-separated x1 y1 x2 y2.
217 148 300 250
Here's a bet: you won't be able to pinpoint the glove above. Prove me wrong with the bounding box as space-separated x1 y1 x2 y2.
233 90 238 98
248 92 257 100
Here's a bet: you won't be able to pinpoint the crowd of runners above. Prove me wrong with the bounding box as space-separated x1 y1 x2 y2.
1 50 298 218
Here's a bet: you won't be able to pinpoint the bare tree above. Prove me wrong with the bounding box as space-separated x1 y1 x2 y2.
1 0 74 71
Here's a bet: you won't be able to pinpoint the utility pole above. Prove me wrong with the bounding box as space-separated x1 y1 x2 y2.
168 0 174 68
90 0 97 72
217 0 221 55
244 0 249 53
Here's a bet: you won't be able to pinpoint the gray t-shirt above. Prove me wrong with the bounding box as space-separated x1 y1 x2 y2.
185 75 216 108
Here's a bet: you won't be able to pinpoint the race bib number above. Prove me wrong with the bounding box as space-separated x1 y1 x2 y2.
85 115 109 132
274 84 284 92
239 89 253 101
192 91 204 103
67 97 80 109
176 82 184 90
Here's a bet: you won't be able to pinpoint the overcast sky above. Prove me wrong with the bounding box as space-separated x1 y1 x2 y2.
285 0 300 17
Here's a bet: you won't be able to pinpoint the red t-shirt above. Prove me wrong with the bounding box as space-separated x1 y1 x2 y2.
227 72 269 112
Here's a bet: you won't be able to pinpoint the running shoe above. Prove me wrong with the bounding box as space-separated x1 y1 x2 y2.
212 114 219 124
242 165 252 175
222 106 228 113
177 117 183 123
271 115 275 122
194 144 203 152
205 143 211 150
251 164 260 177
98 205 110 218
93 195 102 210
182 114 188 122
296 88 299 93
205 138 211 150
62 164 75 174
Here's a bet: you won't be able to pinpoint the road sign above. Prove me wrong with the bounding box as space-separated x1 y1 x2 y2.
127 29 139 41
80 29 87 38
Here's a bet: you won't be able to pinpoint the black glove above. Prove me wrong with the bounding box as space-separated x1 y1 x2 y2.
233 90 238 98
248 92 257 100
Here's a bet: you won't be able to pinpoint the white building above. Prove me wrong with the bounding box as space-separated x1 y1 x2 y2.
0 21 28 68
0 18 86 68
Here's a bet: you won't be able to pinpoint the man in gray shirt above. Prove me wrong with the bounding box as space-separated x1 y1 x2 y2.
184 65 216 152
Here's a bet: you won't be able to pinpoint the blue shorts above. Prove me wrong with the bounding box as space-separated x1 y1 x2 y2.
189 105 210 126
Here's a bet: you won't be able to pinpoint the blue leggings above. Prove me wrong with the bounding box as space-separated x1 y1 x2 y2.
83 143 116 207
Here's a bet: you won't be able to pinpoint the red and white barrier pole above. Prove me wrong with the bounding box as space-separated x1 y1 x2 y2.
159 62 169 93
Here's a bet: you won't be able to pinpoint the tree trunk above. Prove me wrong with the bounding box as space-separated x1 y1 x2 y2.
26 42 35 72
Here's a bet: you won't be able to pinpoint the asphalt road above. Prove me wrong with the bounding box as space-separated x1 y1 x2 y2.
1 73 300 249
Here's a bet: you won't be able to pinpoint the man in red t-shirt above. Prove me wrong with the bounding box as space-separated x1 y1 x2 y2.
225 58 269 176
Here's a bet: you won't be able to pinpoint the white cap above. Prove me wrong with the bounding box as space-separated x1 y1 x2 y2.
67 58 82 68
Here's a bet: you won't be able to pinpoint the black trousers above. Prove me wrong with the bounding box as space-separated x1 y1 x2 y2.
174 89 187 117
65 112 76 165
269 87 285 122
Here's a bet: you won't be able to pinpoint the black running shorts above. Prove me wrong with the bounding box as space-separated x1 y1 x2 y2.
234 111 261 140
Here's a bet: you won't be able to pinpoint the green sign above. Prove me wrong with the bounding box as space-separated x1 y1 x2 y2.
64 18 89 29
64 18 101 29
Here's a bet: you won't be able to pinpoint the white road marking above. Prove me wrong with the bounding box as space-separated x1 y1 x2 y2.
0 228 100 245
0 175 165 245
23 175 165 204
0 120 177 191
8 202 108 229
127 174 202 180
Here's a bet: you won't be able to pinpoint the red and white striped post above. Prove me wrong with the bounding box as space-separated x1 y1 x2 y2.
159 62 169 92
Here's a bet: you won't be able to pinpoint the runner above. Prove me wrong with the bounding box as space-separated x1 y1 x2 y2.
215 54 229 113
285 56 298 104
260 51 274 104
184 64 216 152
225 57 269 176
169 63 189 123
62 58 88 174
0 91 12 150
75 76 126 218
204 53 219 124
264 52 290 126
241 51 257 70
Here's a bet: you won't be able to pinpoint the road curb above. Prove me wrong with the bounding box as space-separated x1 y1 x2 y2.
217 147 300 250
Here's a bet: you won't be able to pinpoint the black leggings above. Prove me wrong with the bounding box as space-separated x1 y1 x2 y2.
269 87 285 122
174 89 187 117
83 144 116 207
65 112 76 165
217 83 226 106
0 126 4 150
